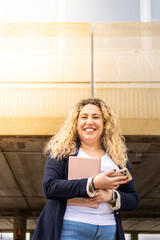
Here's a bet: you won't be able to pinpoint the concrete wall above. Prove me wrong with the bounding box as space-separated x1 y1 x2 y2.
0 22 160 135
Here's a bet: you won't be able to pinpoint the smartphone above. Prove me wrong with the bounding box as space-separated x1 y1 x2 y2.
110 168 132 182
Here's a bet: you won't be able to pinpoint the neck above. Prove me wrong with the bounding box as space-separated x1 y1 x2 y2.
81 142 102 151
80 142 102 151
80 142 105 158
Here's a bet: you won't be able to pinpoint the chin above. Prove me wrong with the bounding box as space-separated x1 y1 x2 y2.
84 138 98 145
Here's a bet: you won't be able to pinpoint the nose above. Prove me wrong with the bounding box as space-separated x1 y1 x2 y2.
86 116 93 124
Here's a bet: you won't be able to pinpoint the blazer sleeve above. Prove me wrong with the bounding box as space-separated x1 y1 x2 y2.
43 155 89 200
116 162 139 211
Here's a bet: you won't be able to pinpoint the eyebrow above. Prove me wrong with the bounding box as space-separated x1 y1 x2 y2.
80 113 102 116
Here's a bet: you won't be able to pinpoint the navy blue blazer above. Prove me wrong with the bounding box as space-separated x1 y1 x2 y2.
33 154 138 240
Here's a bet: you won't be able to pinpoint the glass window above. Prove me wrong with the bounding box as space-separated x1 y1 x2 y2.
0 0 57 22
151 0 160 21
66 0 140 22
139 234 160 240
0 233 13 240
125 233 131 240
0 232 30 240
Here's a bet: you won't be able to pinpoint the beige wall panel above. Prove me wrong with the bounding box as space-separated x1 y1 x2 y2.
0 53 57 82
0 118 64 136
0 85 91 135
95 88 160 118
94 87 160 135
0 52 90 83
0 37 58 51
94 37 142 50
94 23 160 135
62 54 91 82
94 53 145 82
152 37 160 49
0 23 91 135
93 22 160 37
65 37 91 50
151 54 160 82
0 23 91 37
0 86 90 118
120 119 160 135
94 23 160 84
0 23 91 83
0 37 90 52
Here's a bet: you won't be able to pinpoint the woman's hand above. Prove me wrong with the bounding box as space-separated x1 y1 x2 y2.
86 189 113 203
93 170 128 190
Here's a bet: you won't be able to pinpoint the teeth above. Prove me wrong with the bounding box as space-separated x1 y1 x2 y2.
85 129 95 132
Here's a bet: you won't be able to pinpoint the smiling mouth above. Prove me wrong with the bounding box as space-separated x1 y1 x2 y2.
84 128 96 132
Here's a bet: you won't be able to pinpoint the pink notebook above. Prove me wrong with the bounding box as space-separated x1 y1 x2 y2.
67 156 101 208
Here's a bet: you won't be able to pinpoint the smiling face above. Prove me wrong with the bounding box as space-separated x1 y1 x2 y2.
77 104 104 146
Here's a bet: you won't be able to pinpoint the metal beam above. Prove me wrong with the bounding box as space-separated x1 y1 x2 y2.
121 210 160 218
0 209 160 218
0 209 42 217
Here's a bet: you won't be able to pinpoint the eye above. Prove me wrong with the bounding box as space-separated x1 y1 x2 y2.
93 116 100 119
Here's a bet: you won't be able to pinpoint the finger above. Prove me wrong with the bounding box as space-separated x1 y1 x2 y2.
88 199 99 204
117 179 128 184
112 186 118 190
104 170 116 176
88 195 98 201
112 183 119 189
85 198 95 203
112 176 128 182
113 180 127 187
113 182 119 187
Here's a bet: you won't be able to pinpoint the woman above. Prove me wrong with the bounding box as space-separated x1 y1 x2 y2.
33 98 138 240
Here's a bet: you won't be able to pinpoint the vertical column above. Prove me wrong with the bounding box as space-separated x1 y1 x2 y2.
140 0 152 83
140 0 151 22
57 0 66 22
131 232 138 240
14 216 26 240
30 231 34 240
91 25 94 98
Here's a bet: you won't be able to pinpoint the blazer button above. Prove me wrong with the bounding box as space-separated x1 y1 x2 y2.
116 212 119 215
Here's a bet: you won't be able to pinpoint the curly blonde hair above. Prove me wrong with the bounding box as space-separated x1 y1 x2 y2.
44 98 128 167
